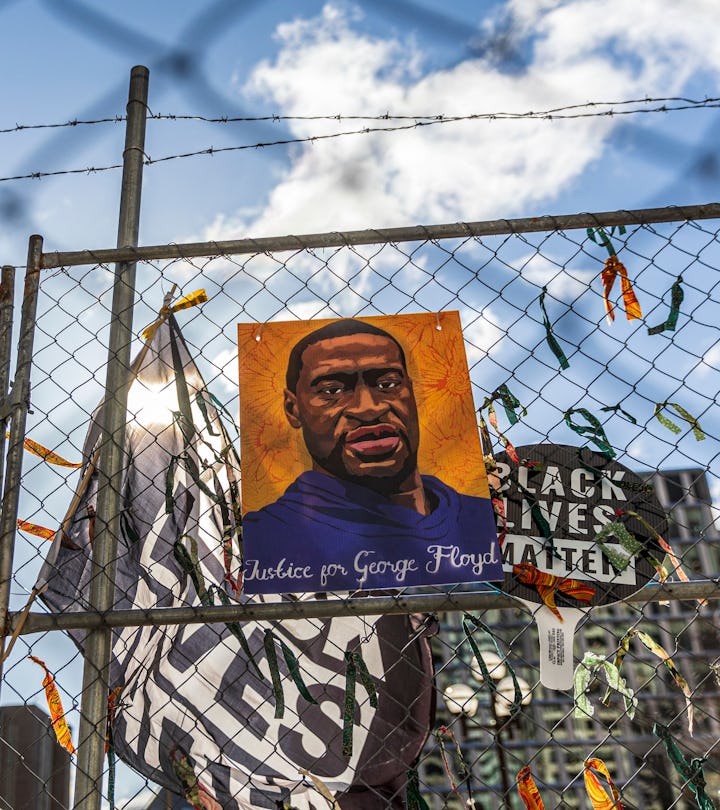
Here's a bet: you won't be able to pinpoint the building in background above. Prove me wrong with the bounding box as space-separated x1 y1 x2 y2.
423 468 720 809
0 704 71 810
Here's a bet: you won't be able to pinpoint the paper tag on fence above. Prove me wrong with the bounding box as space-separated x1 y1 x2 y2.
521 599 586 690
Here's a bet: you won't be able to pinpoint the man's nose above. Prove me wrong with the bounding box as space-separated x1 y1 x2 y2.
345 384 389 420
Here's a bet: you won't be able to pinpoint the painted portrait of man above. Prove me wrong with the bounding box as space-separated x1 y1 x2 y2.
238 312 502 593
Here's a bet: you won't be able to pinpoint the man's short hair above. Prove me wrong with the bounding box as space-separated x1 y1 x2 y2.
286 319 407 393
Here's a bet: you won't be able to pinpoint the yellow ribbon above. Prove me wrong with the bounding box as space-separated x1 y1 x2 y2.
141 288 208 341
298 769 339 809
584 758 622 810
610 628 694 735
653 401 705 441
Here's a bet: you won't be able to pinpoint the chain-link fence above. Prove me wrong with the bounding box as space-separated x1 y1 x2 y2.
0 199 719 810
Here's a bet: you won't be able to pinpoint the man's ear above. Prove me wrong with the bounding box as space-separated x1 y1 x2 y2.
284 388 302 429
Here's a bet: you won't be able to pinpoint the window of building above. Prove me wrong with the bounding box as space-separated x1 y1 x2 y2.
663 473 685 505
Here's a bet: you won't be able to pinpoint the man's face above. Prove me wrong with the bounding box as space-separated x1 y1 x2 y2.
284 333 420 488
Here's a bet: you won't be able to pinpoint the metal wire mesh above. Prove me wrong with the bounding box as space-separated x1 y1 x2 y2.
1 209 719 810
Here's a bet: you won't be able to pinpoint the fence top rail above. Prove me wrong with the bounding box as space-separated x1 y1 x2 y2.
40 202 720 269
6 579 718 636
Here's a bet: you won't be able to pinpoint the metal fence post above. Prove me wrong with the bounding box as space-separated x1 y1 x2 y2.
73 65 149 810
0 247 40 691
0 265 16 508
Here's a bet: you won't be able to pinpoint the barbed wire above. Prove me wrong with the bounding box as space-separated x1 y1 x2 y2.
0 116 126 135
147 95 720 122
2 95 719 136
3 97 720 185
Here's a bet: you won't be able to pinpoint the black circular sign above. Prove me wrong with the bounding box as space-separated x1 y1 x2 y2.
494 444 668 608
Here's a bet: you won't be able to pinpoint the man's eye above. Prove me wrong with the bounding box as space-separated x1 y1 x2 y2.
377 379 400 390
319 384 345 395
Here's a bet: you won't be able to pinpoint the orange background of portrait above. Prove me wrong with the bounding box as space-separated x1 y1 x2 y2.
237 311 490 514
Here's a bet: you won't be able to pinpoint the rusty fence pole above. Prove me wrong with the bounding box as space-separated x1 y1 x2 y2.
0 245 41 691
0 265 16 500
73 65 149 810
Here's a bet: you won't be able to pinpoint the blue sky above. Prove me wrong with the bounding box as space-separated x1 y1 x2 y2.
2 0 720 263
2 1 720 807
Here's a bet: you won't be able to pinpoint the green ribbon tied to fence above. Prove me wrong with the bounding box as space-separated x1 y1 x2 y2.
573 651 637 721
479 384 526 464
654 401 705 441
173 536 211 606
496 382 527 425
539 286 570 369
342 648 379 757
593 521 643 572
599 402 637 424
212 586 265 680
587 225 626 258
593 521 667 580
648 275 684 335
482 383 527 427
434 726 473 807
564 407 616 458
516 479 559 558
406 766 431 810
648 276 685 335
653 724 717 810
463 613 523 720
263 628 317 721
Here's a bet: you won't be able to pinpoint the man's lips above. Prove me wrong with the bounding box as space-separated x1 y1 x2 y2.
344 424 401 456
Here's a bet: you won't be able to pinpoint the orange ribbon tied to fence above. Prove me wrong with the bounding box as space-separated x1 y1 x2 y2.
584 758 623 810
6 432 82 468
513 563 596 622
517 765 545 809
27 655 76 755
601 255 642 324
17 519 55 540
587 226 642 324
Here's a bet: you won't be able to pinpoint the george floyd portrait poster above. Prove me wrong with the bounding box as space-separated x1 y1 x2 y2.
237 310 502 594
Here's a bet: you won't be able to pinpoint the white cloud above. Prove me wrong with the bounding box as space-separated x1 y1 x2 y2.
699 343 720 375
460 305 505 366
211 347 239 396
515 0 720 82
626 436 650 466
204 0 720 243
273 299 332 320
514 252 595 298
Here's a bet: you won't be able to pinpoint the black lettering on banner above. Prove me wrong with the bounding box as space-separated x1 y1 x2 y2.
497 443 667 607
